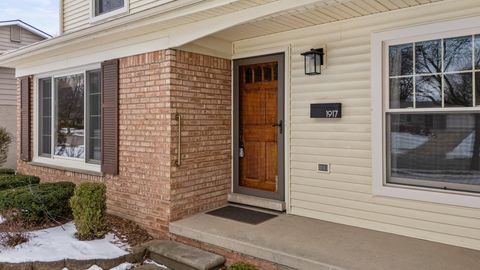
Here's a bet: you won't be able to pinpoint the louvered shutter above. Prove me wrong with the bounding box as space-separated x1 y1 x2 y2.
20 76 31 161
101 59 119 175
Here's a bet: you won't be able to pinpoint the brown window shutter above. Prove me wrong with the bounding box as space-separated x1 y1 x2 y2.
101 59 119 175
20 76 31 161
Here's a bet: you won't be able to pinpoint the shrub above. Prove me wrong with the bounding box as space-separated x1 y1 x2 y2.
0 168 15 175
70 182 107 240
228 263 259 270
0 175 40 191
0 182 75 224
0 127 12 167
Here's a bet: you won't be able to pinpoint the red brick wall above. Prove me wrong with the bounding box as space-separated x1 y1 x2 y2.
16 49 231 237
169 50 232 221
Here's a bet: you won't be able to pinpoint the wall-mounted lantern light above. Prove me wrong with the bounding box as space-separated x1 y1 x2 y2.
301 48 325 75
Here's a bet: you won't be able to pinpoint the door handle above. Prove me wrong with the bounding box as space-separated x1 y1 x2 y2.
272 120 283 134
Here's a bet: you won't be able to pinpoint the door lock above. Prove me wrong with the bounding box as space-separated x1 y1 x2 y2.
272 120 283 134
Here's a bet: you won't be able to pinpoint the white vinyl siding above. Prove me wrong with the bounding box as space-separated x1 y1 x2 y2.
233 0 480 250
63 0 90 32
0 68 16 106
62 0 278 33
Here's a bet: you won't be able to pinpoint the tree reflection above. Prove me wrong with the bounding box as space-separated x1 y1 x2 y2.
55 75 85 158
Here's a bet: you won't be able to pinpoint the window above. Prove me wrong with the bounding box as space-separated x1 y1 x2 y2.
93 0 127 18
36 67 101 170
386 33 480 194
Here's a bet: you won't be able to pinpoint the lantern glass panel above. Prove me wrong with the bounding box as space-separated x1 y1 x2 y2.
306 54 315 74
315 53 321 74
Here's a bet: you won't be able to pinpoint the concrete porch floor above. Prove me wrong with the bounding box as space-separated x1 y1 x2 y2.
169 206 480 270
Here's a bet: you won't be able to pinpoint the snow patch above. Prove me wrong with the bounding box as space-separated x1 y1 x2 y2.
0 215 5 224
0 222 129 263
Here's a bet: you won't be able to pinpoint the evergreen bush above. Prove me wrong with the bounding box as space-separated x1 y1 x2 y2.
70 182 107 240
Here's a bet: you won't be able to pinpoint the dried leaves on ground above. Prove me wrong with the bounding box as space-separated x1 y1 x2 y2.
106 214 153 247
0 232 29 248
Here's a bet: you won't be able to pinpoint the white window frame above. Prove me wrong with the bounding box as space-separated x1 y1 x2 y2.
372 16 480 208
33 64 101 172
90 0 130 23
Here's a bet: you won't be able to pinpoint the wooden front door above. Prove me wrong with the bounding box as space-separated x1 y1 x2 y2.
234 54 284 201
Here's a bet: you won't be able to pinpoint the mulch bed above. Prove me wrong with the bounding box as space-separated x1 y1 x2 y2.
0 212 152 249
106 214 153 247
0 210 71 233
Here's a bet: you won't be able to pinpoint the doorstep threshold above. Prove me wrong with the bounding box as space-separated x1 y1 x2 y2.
227 193 285 212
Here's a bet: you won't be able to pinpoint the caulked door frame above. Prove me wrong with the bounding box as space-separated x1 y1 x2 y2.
231 46 291 209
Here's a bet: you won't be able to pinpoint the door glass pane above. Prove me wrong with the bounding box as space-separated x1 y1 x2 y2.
415 75 441 108
389 43 413 76
55 74 85 159
389 113 480 192
38 78 52 157
444 73 473 107
444 35 472 72
415 39 441 74
389 77 413 108
87 70 102 163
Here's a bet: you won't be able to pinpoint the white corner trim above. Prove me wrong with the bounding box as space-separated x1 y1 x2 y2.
371 15 480 209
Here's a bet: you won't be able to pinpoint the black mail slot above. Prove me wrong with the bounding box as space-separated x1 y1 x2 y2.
310 103 342 118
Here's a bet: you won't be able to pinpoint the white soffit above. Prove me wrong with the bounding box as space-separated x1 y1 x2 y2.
212 0 446 41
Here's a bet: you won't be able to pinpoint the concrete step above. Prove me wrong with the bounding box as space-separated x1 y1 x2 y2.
145 240 225 270
228 193 285 211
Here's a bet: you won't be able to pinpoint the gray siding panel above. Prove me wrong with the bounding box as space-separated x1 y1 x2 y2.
0 67 16 106
0 26 44 53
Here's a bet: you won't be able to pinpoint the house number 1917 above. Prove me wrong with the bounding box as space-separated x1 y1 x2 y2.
325 110 339 118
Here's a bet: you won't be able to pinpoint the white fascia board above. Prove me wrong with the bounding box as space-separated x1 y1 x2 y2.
5 0 326 75
0 0 238 67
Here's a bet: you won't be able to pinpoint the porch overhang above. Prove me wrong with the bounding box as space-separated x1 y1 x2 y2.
0 0 445 76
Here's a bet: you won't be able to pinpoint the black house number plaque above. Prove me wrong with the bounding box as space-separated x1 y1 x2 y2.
310 103 342 118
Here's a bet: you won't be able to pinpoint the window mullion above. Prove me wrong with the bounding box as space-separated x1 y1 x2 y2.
413 42 416 108
473 34 476 107
441 38 445 108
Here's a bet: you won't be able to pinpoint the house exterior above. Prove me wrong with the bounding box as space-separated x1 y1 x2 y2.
0 20 49 168
1 0 480 268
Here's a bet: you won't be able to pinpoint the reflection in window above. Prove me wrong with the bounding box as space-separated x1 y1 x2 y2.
87 70 102 163
415 40 441 74
39 78 52 157
444 36 472 72
415 75 441 108
390 77 413 108
477 72 480 106
55 74 85 159
389 34 480 109
389 113 480 192
95 0 125 16
444 73 473 107
389 44 413 76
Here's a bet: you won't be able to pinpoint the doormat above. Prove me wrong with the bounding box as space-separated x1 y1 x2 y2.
206 206 277 225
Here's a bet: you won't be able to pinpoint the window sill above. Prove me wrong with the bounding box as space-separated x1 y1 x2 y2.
29 160 103 177
89 7 129 24
372 182 480 209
